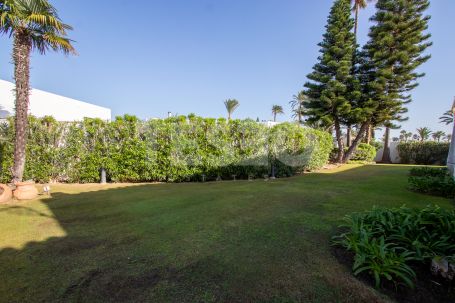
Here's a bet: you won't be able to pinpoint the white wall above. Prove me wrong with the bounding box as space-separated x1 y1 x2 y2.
0 80 111 121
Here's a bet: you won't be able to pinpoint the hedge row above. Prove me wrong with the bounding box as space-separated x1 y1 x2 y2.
397 142 449 165
0 115 333 183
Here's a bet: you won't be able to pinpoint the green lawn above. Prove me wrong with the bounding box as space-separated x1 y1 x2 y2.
0 164 452 303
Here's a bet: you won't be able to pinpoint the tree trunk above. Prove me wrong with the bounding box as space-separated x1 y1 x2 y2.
343 122 368 163
273 113 276 122
11 30 32 183
381 126 392 163
334 120 344 163
354 6 359 37
346 125 352 147
365 123 372 144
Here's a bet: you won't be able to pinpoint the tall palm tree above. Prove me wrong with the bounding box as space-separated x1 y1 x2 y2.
432 131 445 142
224 99 239 120
351 0 374 36
271 105 284 122
0 0 75 183
439 110 454 125
416 127 432 142
289 91 307 124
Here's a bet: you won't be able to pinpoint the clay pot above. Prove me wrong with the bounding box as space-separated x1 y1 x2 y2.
13 181 39 200
0 184 13 204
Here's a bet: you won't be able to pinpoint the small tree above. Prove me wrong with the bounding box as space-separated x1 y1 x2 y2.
224 99 239 120
271 105 284 122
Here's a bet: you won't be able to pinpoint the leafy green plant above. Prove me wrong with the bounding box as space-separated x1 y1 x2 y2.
408 175 455 198
409 167 448 177
333 205 455 289
348 143 376 163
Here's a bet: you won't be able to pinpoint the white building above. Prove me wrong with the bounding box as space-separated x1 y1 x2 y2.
0 80 111 121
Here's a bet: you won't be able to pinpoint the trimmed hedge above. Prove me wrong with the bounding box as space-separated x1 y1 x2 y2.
0 116 333 183
397 142 449 165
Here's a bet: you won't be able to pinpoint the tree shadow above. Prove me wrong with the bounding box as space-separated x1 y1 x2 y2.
0 164 430 303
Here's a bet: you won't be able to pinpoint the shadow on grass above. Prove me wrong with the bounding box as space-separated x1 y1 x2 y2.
0 164 441 303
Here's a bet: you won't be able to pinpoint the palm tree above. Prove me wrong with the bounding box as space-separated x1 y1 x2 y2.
351 0 374 36
432 131 445 142
289 91 307 124
224 99 239 120
0 0 75 183
399 130 412 142
439 110 453 125
416 127 432 142
271 105 284 122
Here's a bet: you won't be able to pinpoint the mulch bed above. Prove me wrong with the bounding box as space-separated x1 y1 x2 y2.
332 246 455 303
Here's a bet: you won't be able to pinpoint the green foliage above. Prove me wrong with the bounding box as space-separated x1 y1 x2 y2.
409 167 448 178
397 142 449 165
348 143 376 162
363 0 432 131
304 0 359 159
334 205 455 289
408 167 455 198
0 116 333 183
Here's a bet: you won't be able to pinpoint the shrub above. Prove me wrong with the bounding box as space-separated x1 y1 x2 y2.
397 142 449 165
409 167 448 177
407 167 455 198
349 143 376 163
333 205 455 289
0 116 333 183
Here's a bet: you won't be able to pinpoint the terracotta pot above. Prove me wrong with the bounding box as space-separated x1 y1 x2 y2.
0 184 13 204
13 181 39 200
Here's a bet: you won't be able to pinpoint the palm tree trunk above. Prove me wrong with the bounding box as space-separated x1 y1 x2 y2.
273 113 277 122
334 119 344 163
354 6 359 37
381 126 392 163
11 30 32 183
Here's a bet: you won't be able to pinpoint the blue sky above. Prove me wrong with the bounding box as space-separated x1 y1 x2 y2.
0 0 453 138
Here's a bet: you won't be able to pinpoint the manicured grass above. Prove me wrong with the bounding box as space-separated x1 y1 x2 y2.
0 164 452 302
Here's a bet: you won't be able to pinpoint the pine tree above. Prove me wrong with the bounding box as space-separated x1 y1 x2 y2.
364 0 432 163
304 0 358 163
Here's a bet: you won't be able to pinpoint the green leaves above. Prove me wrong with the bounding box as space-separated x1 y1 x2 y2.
397 142 449 165
0 116 333 183
408 168 455 198
0 0 75 55
333 205 455 289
